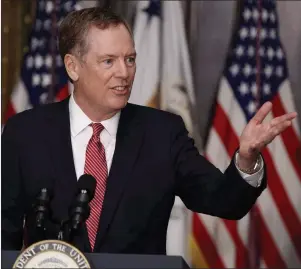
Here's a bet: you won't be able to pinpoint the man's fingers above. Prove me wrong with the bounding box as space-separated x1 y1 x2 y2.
270 112 297 127
252 120 292 151
270 120 292 138
252 101 272 124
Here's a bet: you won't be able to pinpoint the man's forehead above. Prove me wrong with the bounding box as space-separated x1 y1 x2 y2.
86 25 134 53
87 24 132 40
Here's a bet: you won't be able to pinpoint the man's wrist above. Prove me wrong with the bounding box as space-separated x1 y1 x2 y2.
236 152 262 174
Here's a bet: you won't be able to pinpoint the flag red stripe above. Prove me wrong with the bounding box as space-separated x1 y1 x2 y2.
56 84 70 101
213 102 292 266
272 94 301 181
213 103 239 156
193 214 225 268
4 101 17 122
4 84 69 124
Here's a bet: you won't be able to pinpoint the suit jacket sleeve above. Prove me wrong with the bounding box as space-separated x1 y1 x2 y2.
171 115 266 220
1 117 25 250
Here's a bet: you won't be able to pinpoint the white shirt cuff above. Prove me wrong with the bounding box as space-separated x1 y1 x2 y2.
235 152 264 187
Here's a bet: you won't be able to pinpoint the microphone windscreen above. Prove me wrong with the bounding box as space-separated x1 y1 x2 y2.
77 174 97 200
34 181 54 199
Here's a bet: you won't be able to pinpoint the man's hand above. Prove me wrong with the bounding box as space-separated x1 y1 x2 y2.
238 101 297 170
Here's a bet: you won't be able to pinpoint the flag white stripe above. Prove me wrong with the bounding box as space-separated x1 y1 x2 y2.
11 80 32 113
218 78 246 135
260 259 268 268
129 1 160 106
132 1 149 48
165 1 196 107
206 128 231 171
237 213 250 247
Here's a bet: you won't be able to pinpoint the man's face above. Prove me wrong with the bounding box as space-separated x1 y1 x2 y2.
74 24 136 114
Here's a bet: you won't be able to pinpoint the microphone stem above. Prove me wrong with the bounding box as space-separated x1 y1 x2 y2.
58 220 72 243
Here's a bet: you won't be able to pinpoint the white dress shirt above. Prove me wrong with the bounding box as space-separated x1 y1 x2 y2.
69 94 120 179
69 94 264 187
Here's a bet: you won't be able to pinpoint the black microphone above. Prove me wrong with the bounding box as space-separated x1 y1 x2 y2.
69 174 96 232
34 188 53 229
24 187 53 246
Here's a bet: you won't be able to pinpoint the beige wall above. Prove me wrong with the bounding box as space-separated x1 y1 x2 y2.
278 1 301 120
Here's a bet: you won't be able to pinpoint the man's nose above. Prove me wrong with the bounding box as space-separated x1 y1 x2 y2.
115 60 129 78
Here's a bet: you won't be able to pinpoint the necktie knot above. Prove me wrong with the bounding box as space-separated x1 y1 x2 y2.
90 123 104 138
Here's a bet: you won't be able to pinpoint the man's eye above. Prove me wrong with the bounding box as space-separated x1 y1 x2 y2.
103 59 113 65
126 57 135 65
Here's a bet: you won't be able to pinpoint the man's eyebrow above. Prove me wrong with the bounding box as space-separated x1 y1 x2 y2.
126 52 137 57
97 54 117 60
96 52 137 59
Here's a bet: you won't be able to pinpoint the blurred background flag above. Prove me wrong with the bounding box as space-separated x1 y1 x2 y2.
161 1 202 149
4 0 82 122
130 0 201 147
129 0 161 108
191 0 301 268
2 0 35 122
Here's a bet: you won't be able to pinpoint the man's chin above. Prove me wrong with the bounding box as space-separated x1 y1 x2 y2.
110 98 129 111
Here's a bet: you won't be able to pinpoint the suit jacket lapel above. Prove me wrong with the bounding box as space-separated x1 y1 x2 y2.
95 103 145 248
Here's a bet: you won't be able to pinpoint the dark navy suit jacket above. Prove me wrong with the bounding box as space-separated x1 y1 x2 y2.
1 97 266 253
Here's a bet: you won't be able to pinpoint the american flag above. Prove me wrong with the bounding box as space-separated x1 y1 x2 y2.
191 0 301 268
4 0 81 122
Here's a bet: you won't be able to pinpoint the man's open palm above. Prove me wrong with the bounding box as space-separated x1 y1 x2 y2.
239 101 297 162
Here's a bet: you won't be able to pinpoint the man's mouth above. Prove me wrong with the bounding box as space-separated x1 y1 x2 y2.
110 85 130 95
111 86 128 91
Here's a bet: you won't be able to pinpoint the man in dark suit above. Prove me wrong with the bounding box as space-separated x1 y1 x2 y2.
2 7 297 254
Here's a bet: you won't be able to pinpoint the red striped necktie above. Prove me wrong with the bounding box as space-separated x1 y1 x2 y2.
84 123 108 250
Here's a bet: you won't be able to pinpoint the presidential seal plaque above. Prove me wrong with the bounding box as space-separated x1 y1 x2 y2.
13 240 91 268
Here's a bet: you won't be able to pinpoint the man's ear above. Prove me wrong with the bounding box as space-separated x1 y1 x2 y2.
64 54 79 82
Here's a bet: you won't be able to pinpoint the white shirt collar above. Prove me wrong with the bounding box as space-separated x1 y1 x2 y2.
69 93 120 138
